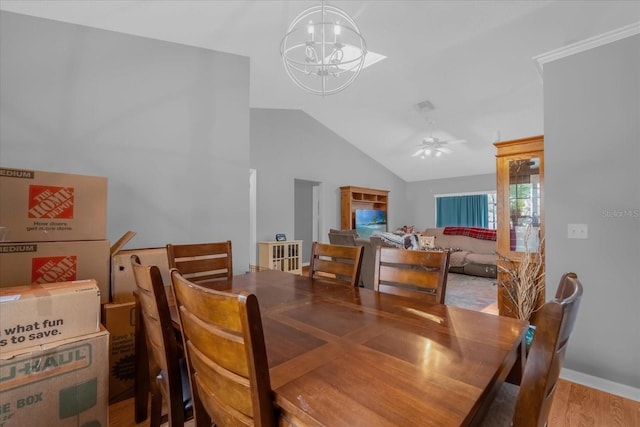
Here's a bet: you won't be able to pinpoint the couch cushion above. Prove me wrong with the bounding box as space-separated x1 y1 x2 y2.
448 250 470 267
328 229 359 246
369 236 398 248
465 252 497 265
329 228 358 236
371 232 412 248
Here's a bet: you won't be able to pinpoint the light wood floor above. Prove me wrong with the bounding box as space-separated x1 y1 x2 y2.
109 379 639 426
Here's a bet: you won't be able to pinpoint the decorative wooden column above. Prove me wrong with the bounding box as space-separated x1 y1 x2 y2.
494 135 545 319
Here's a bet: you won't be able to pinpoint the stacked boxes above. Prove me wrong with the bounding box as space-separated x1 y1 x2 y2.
0 168 106 242
0 280 101 354
0 167 109 303
104 237 173 402
0 168 110 424
0 241 110 298
110 245 172 304
0 329 109 427
0 282 108 427
101 301 136 403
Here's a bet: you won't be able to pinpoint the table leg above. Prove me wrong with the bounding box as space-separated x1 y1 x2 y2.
506 340 526 385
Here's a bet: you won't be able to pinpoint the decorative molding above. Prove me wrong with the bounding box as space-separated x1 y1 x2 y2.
561 368 640 401
533 21 640 76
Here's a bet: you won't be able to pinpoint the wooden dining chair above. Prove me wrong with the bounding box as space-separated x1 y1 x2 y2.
309 242 364 287
166 240 233 284
170 268 277 427
131 255 192 427
372 247 450 304
479 272 584 427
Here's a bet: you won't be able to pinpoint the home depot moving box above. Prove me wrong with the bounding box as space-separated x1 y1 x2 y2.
0 280 101 356
101 301 136 403
0 328 109 427
0 240 110 303
0 167 107 242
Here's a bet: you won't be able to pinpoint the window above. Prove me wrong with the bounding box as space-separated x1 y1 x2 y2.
435 192 497 229
487 192 497 229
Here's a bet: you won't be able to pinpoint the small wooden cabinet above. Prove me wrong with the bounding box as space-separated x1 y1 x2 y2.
258 241 302 274
340 186 389 230
494 135 545 318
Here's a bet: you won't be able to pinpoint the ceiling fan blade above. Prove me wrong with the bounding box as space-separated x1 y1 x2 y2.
438 147 453 154
447 139 467 145
412 149 425 157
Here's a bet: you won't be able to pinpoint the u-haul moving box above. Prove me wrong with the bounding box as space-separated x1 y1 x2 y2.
0 328 109 427
0 240 110 303
101 301 136 403
0 280 101 356
0 167 107 243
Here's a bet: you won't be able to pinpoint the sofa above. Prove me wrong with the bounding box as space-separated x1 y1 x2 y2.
328 227 497 289
421 227 497 278
327 229 396 289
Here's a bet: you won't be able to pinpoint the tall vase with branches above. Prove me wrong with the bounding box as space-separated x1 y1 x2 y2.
498 226 545 321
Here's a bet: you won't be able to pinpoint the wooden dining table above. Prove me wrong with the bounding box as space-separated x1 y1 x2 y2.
135 269 528 426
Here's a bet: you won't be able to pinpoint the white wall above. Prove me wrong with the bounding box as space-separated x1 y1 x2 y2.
407 173 496 230
0 12 251 273
294 179 317 262
3 9 636 392
544 34 640 388
250 108 408 257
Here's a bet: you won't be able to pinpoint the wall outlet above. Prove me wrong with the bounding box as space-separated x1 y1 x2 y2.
568 223 588 239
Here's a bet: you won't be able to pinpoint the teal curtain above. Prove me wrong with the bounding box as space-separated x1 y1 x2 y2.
436 194 489 227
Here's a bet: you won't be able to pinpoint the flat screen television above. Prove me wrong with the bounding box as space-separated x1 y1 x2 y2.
355 209 387 239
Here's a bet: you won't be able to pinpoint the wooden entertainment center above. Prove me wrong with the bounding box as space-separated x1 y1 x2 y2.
340 186 389 230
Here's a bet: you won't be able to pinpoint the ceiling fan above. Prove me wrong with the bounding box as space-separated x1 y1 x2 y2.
412 121 466 159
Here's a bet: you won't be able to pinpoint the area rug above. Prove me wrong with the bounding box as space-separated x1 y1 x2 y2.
445 273 498 314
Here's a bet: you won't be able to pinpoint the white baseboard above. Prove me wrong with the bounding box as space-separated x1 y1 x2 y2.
561 368 640 402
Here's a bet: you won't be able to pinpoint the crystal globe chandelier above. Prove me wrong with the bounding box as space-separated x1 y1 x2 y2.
280 1 367 96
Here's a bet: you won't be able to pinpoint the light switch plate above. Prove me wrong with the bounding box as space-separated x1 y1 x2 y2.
568 223 588 239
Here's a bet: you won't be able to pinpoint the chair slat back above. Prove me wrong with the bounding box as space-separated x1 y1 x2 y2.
167 241 233 284
373 247 450 304
309 242 363 287
170 269 276 427
513 272 583 427
131 255 186 427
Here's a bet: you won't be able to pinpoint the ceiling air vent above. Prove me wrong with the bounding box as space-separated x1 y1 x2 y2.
415 100 435 112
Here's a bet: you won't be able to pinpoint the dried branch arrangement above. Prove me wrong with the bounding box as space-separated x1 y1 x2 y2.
498 227 545 320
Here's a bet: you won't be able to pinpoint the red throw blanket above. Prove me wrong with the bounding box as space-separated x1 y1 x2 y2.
443 227 497 241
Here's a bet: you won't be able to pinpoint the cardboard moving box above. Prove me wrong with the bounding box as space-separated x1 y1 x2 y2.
0 328 109 427
0 167 107 242
101 301 136 403
111 241 171 303
0 240 110 303
0 280 101 356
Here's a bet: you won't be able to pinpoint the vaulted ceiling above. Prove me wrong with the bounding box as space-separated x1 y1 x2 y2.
2 1 639 181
